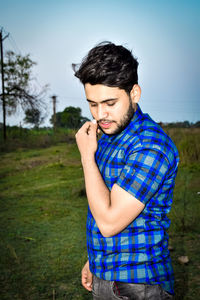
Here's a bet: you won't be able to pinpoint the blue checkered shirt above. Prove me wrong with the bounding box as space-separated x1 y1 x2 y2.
86 105 179 294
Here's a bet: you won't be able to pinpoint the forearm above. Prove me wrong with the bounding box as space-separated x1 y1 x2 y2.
81 157 112 233
75 121 112 234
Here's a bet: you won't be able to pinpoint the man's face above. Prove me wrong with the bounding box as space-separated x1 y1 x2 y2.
85 83 137 135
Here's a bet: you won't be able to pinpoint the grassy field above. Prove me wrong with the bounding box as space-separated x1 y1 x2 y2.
0 128 200 299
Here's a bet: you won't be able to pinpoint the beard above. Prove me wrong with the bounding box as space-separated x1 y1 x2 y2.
99 99 135 135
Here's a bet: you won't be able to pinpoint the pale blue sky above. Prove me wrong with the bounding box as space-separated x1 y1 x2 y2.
1 0 200 126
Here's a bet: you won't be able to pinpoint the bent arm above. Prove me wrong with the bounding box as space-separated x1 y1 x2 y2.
82 157 145 237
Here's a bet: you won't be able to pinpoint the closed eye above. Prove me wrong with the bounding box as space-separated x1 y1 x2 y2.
90 103 98 107
87 98 118 107
107 101 116 106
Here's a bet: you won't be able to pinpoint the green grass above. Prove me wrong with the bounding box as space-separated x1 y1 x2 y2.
0 130 200 299
0 144 90 299
168 167 200 299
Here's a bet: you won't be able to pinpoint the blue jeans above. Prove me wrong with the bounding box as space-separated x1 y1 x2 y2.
92 275 173 300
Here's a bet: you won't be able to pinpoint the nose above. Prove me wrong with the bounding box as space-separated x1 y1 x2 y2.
97 104 108 120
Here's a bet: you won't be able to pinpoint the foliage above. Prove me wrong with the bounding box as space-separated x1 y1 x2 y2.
0 50 48 116
161 120 200 128
0 126 76 152
50 106 89 129
163 128 200 167
23 107 46 128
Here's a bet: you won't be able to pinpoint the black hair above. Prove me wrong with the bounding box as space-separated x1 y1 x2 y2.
72 41 139 94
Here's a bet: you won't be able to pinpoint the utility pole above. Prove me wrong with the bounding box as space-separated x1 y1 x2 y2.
51 95 57 130
0 28 9 141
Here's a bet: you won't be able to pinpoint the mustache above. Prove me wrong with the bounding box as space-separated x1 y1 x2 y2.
98 119 116 123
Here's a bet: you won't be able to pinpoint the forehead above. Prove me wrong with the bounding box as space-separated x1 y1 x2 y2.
84 83 126 102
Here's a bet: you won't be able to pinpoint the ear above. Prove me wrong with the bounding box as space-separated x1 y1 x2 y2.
130 84 141 104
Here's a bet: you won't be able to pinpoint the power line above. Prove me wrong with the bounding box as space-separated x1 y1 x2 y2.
7 34 22 55
3 28 46 97
0 26 21 55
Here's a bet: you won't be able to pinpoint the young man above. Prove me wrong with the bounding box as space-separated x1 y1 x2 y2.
73 42 179 300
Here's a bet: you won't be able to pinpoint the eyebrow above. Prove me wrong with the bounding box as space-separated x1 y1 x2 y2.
87 98 118 104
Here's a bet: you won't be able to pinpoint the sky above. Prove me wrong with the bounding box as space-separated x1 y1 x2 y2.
0 0 200 127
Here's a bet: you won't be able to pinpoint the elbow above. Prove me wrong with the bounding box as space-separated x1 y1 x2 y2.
100 230 115 238
98 223 118 238
101 231 113 238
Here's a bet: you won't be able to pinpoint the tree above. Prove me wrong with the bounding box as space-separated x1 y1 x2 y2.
50 106 89 129
23 107 46 129
0 51 48 139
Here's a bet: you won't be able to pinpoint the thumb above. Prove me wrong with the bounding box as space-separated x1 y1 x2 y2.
91 119 97 125
91 119 98 129
90 120 98 136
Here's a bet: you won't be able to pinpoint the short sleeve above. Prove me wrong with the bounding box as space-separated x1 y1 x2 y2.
116 148 169 205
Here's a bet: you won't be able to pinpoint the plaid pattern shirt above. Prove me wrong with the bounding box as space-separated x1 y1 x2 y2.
87 105 179 294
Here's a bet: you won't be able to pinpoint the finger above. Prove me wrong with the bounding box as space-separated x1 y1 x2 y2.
81 272 87 287
77 121 97 137
86 124 91 135
82 120 97 129
80 121 92 131
89 122 98 135
82 272 92 291
83 121 96 134
85 123 98 136
86 272 93 291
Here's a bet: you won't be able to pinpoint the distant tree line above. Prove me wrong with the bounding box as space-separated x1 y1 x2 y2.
49 106 90 129
159 121 200 128
1 119 199 131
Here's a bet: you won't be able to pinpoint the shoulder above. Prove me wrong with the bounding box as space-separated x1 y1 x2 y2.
126 115 179 166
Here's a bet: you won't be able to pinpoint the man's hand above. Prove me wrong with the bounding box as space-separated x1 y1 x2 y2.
75 120 98 162
81 260 93 291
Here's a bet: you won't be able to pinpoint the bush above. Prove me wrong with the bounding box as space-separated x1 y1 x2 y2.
0 127 76 152
164 128 200 166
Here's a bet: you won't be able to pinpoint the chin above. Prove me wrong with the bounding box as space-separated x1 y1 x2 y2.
102 128 120 136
